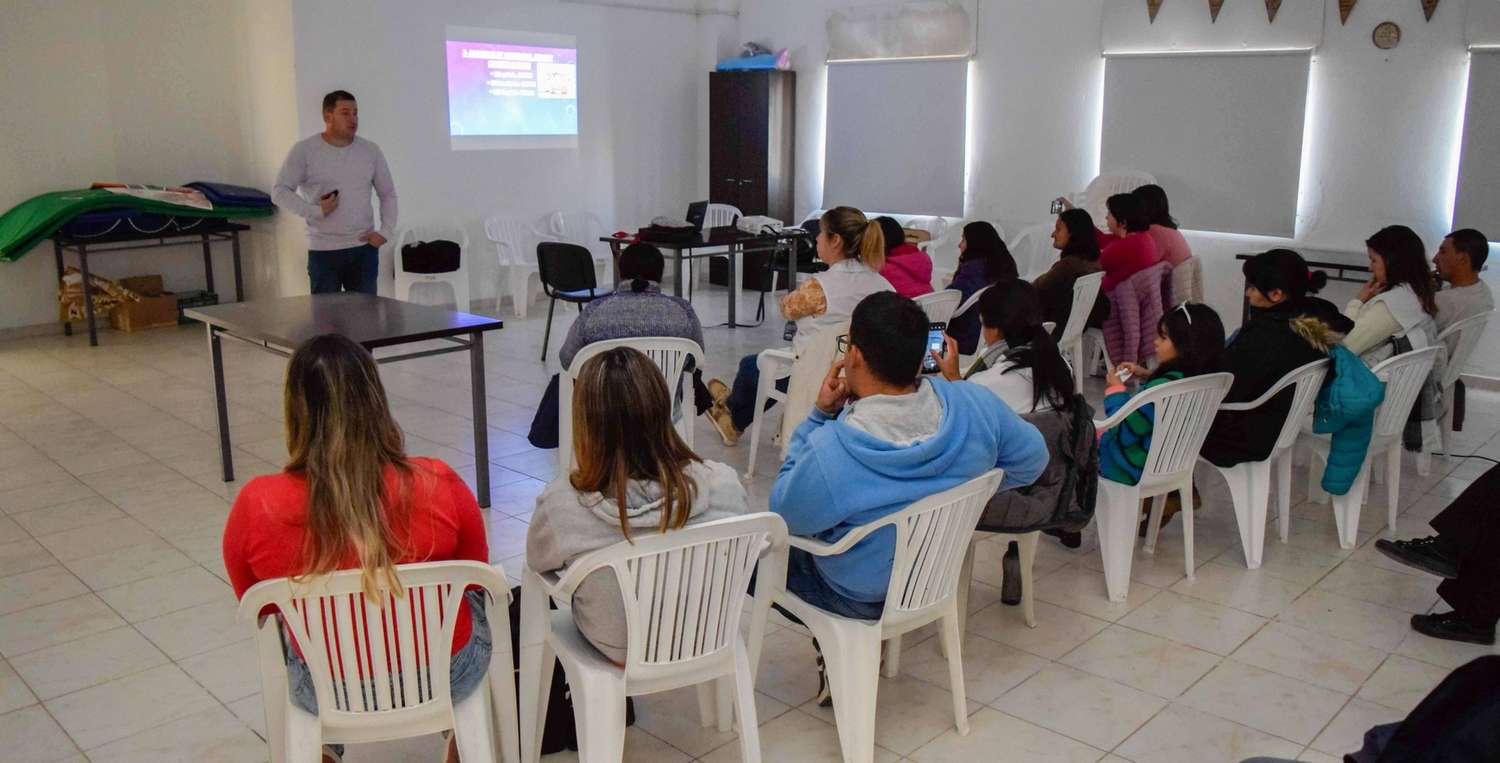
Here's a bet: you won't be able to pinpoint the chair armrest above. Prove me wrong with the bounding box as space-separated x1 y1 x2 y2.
1093 406 1132 433
788 521 888 557
757 348 796 378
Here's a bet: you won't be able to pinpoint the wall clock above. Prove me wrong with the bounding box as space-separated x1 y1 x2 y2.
1373 21 1401 50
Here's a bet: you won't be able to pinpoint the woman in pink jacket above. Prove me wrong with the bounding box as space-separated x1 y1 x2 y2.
875 216 934 299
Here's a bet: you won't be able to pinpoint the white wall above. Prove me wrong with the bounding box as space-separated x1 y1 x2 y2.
290 0 710 307
0 0 284 332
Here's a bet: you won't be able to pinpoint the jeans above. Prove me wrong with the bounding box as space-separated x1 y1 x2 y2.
775 547 884 623
285 589 493 755
308 244 379 294
727 353 790 432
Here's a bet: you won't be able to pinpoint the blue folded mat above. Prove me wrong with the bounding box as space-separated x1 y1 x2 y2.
184 181 273 208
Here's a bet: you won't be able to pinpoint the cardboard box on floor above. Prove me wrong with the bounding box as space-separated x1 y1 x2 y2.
110 275 178 332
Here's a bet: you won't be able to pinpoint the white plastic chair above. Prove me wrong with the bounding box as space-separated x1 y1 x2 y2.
484 216 551 318
1197 360 1328 569
1298 347 1440 549
1417 311 1492 475
914 289 963 324
1008 222 1056 280
1057 272 1105 394
1069 171 1157 226
1095 373 1234 602
1170 255 1205 305
950 284 992 326
750 470 1005 763
236 560 519 763
394 224 471 312
907 216 951 252
1082 327 1113 383
518 514 789 763
685 203 742 296
745 321 849 478
558 337 704 474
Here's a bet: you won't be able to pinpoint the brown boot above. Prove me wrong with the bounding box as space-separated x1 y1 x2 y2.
1138 488 1200 537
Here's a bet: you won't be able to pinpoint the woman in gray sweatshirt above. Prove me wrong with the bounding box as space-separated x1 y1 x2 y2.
525 347 748 664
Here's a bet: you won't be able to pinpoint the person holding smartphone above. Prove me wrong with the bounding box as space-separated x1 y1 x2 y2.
273 89 398 295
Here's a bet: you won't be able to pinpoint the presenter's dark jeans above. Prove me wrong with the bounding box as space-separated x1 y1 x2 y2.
308 244 379 295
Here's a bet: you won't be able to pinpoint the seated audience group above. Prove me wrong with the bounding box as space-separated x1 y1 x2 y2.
223 196 1496 763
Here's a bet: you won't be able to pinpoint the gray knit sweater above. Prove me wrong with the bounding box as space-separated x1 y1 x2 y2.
525 460 748 663
556 282 704 369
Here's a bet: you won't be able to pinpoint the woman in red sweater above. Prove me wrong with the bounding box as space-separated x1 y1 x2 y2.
223 334 489 763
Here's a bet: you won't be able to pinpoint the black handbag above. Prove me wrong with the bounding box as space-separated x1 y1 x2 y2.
400 239 461 274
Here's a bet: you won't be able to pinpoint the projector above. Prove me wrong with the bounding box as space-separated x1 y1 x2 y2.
736 215 785 235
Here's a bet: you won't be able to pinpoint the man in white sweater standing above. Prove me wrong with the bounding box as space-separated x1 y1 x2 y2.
272 90 397 295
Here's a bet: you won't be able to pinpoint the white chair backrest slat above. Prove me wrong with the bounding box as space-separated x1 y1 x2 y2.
1059 272 1105 349
237 561 505 723
1437 312 1492 390
1370 347 1441 440
779 322 851 456
552 514 788 678
1113 373 1233 488
1270 360 1332 452
881 471 1006 619
915 289 963 324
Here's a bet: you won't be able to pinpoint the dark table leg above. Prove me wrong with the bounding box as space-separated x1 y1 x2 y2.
671 248 685 298
230 231 244 302
727 244 739 328
786 239 797 293
470 331 491 508
208 326 235 483
55 240 71 337
78 244 98 347
201 234 216 296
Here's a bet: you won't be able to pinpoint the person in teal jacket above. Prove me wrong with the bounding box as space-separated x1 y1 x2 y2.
771 292 1048 612
1100 303 1228 485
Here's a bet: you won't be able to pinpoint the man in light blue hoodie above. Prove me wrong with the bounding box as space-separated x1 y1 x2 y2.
772 292 1048 622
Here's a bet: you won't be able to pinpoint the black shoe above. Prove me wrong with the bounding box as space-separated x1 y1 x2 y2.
1411 611 1495 645
1001 546 1022 606
1044 528 1082 549
1375 536 1459 579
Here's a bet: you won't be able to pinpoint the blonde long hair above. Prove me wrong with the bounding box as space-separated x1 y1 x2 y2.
569 347 701 542
821 206 886 271
284 334 412 597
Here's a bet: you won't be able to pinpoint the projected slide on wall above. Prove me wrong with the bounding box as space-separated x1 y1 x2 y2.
445 27 578 150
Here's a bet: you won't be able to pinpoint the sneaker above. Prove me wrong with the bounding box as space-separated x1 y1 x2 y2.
1411 611 1495 645
1001 545 1022 605
706 378 731 406
1376 536 1459 579
706 404 741 446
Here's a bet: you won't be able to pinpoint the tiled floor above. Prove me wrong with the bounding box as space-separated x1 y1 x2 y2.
0 284 1495 762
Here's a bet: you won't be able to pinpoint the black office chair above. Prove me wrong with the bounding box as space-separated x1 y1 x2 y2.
537 242 609 362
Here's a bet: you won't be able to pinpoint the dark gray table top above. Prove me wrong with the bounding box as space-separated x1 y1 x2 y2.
602 225 811 251
184 294 503 349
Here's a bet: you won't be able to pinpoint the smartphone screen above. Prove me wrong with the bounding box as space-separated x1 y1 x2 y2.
1050 199 1064 215
921 322 947 373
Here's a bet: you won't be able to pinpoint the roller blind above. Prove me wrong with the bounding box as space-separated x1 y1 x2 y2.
1454 50 1500 241
823 59 967 217
1100 51 1311 238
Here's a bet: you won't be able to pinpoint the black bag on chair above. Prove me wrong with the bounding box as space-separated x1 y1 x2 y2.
400 239 461 274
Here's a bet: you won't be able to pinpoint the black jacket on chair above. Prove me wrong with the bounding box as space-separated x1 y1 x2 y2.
1200 297 1352 468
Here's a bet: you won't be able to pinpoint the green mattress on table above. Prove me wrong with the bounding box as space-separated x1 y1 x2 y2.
0 189 275 263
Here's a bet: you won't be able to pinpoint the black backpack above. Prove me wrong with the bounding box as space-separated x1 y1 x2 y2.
400 239 461 274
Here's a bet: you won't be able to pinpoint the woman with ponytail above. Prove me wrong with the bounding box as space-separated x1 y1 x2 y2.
1200 249 1353 467
934 280 1099 591
706 206 894 445
224 334 489 763
526 242 707 448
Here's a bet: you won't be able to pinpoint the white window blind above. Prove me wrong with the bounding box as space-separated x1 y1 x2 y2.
823 59 967 217
1454 50 1500 241
1100 51 1311 238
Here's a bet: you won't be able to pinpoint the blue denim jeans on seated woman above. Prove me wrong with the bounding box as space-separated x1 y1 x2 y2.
726 353 790 432
284 589 493 756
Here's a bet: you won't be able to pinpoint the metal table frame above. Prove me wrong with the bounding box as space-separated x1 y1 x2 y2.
54 222 248 346
185 298 503 508
601 228 811 327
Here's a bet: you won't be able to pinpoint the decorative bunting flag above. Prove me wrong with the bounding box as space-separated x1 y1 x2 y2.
1148 0 1164 23
1209 0 1224 22
1266 0 1282 23
1422 0 1440 22
1339 0 1357 25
